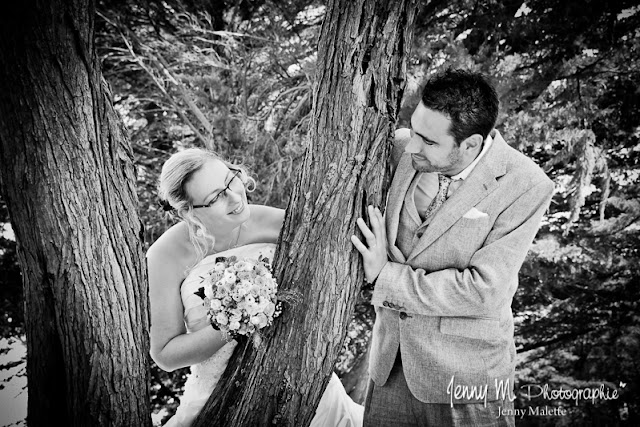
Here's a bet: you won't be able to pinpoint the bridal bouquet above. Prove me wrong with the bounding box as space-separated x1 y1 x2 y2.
195 254 283 346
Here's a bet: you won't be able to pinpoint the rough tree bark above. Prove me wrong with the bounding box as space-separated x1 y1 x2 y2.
0 1 151 426
193 0 417 425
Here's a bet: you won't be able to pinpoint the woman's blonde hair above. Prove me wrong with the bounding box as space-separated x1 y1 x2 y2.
158 148 255 267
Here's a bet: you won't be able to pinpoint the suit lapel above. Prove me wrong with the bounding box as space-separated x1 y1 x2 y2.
386 154 415 263
407 131 509 260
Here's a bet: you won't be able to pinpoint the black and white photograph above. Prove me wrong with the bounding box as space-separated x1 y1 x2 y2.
0 0 638 426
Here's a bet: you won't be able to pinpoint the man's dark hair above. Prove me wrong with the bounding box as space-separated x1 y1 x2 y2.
420 69 499 144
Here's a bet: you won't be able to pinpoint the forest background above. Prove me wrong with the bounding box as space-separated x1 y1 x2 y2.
0 0 639 426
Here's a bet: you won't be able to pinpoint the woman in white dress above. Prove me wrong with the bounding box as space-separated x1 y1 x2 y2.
147 148 363 427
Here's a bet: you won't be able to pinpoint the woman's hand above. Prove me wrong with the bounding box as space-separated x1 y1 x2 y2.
351 205 388 283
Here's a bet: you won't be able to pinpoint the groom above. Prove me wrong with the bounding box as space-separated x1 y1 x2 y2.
351 69 554 426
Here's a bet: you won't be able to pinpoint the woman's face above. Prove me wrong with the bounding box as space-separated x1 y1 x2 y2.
184 158 250 232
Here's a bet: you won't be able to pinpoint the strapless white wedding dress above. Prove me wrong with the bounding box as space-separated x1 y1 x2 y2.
164 243 363 427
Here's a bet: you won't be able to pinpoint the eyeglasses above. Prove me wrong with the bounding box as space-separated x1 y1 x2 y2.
192 168 242 209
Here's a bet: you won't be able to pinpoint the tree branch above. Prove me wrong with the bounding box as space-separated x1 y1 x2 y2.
97 11 215 149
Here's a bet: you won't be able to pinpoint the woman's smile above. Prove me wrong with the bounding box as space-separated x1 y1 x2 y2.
229 201 245 215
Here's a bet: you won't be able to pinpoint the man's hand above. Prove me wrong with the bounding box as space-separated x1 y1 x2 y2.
351 205 388 283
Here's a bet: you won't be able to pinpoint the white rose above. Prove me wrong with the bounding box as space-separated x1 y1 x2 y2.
255 265 269 275
228 320 241 330
263 302 276 317
246 303 260 316
215 312 229 325
224 270 237 283
234 261 254 272
209 299 222 311
251 313 268 328
215 281 228 296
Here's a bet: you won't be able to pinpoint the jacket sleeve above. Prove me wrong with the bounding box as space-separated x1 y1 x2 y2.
371 178 554 318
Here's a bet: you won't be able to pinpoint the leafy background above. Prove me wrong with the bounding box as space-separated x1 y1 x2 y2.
1 0 639 425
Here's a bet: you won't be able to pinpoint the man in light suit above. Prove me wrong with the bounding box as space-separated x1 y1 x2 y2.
351 70 554 426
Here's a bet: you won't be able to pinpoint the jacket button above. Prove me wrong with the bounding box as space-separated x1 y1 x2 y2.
399 312 408 320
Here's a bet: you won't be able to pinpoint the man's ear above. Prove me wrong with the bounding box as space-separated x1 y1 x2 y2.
461 134 483 153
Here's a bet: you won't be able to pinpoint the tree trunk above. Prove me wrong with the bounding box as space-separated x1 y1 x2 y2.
193 1 417 425
0 1 151 426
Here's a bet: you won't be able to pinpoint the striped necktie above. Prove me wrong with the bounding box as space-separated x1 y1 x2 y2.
422 174 452 222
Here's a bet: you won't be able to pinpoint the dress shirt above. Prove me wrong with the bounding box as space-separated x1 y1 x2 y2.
413 132 495 217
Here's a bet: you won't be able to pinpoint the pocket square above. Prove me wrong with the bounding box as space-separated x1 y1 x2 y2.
463 207 489 219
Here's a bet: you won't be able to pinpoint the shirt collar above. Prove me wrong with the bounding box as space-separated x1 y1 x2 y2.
450 131 494 181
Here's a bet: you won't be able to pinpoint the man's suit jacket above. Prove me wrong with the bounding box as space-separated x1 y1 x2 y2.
369 128 554 404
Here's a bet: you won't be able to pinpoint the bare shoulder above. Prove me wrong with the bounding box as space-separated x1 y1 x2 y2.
146 222 194 281
245 204 285 244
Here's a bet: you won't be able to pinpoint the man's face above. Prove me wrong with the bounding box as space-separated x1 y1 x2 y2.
406 102 466 175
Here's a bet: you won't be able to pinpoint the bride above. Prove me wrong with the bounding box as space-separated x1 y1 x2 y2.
147 148 364 427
